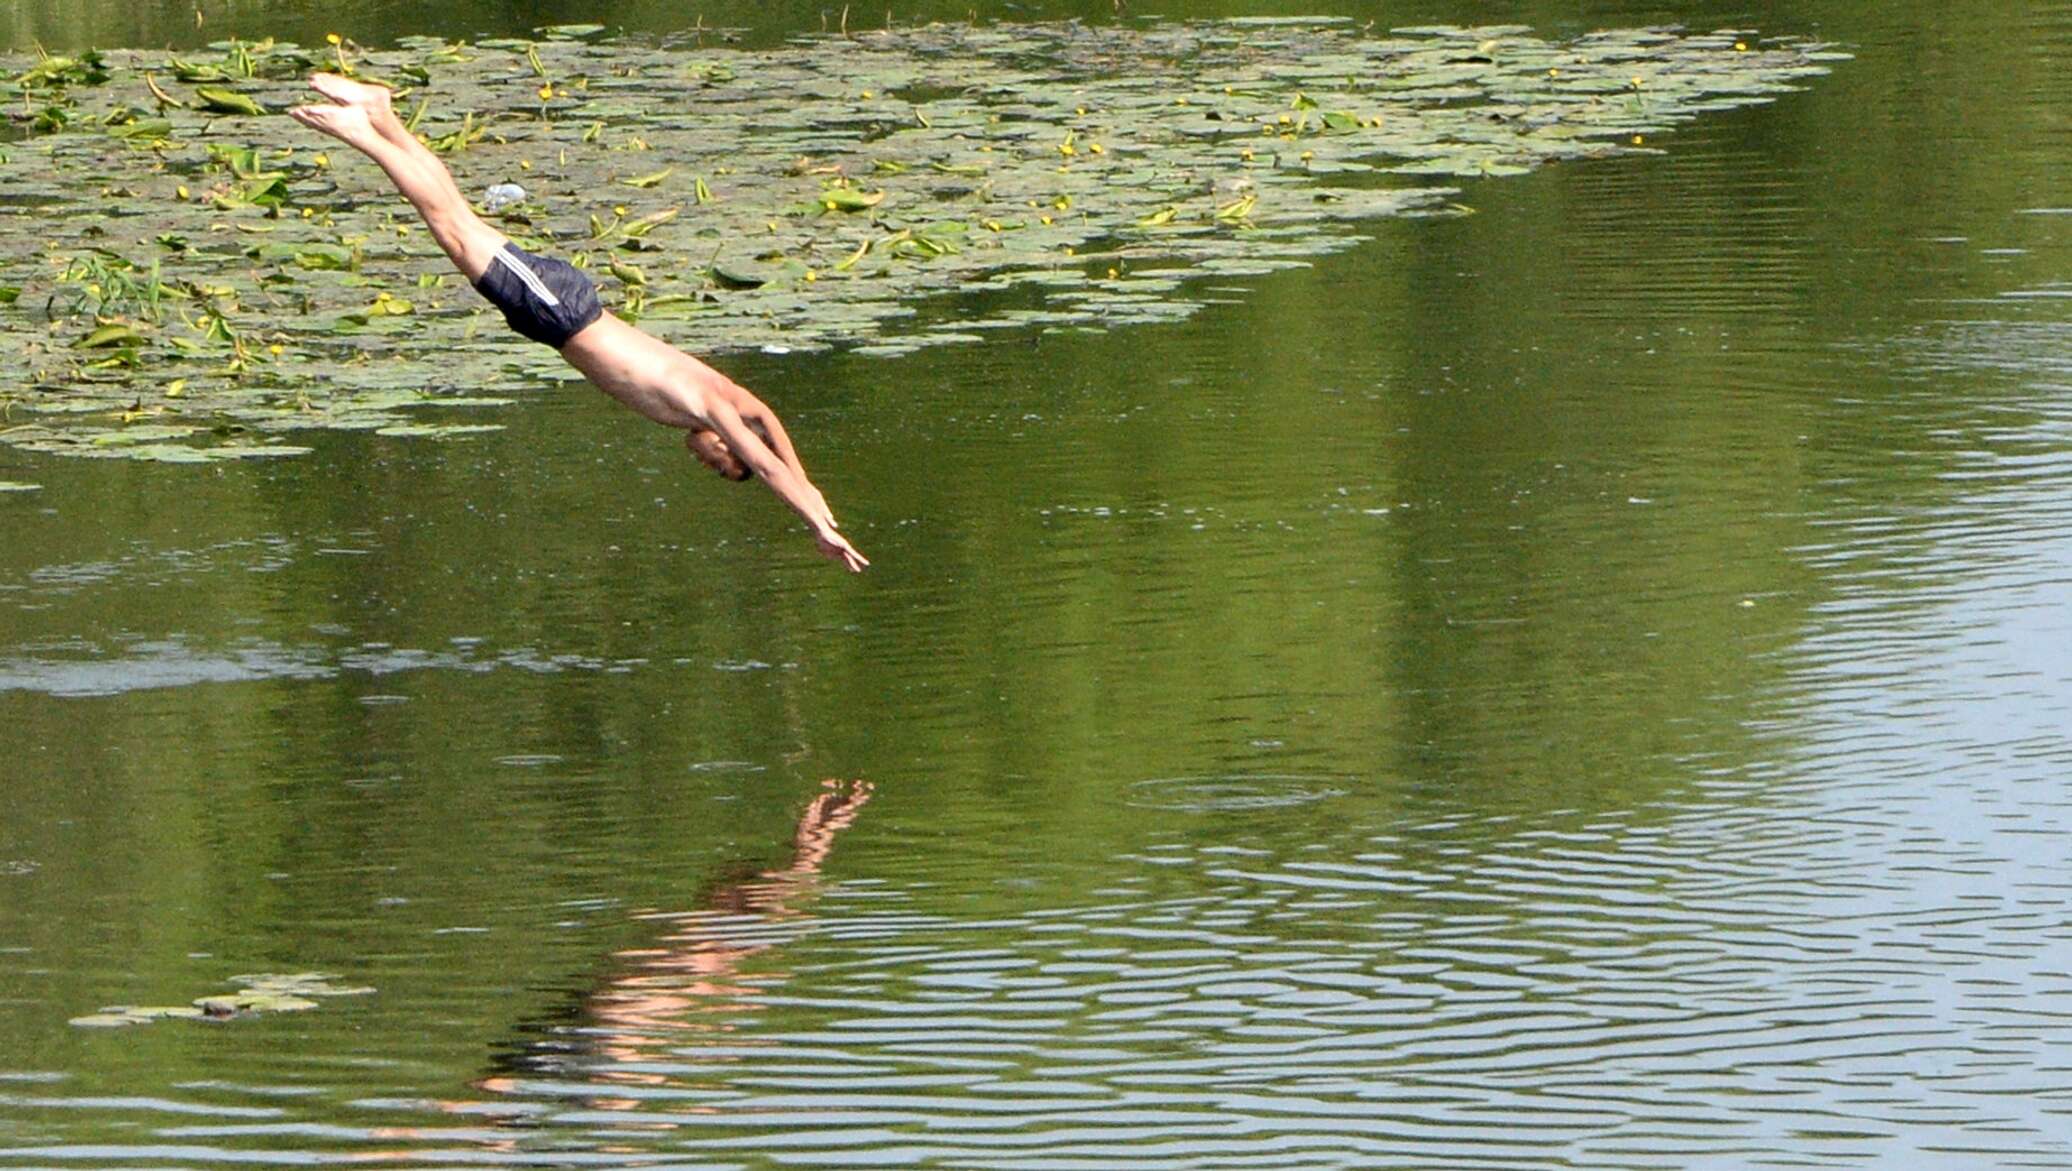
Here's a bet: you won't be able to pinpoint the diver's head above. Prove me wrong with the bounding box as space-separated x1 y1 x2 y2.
685 428 753 481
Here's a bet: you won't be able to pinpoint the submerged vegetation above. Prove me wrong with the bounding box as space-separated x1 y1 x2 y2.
0 20 1842 461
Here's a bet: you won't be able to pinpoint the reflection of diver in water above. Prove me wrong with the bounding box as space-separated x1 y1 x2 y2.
354 780 873 1161
480 779 874 1107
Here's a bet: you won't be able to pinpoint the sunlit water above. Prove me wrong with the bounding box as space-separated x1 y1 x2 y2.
4 1 2072 1168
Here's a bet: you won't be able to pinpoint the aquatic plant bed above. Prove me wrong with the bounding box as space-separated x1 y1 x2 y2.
0 20 1842 461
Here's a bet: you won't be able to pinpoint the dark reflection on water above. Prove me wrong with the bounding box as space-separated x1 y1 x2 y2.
5 0 2072 1167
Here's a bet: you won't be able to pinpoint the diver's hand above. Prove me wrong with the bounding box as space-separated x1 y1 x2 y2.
804 488 840 536
814 524 869 573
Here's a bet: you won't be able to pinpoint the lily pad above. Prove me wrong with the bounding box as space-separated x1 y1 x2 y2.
232 972 378 997
73 324 146 349
196 992 320 1014
193 87 266 116
69 1012 149 1028
373 423 506 438
68 972 373 1028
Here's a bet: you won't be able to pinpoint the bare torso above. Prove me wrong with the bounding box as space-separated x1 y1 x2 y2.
559 314 712 430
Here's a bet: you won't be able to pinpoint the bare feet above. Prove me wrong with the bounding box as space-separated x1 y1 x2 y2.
285 100 380 148
307 71 393 116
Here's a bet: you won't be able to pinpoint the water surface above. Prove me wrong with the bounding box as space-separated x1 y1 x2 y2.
3 1 2071 1168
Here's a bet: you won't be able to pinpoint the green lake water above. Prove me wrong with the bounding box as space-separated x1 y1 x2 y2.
4 2 2071 1167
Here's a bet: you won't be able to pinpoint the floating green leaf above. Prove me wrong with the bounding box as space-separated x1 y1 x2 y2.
818 187 887 213
620 166 674 189
193 86 266 116
68 972 373 1029
711 264 770 289
17 48 110 89
374 423 506 438
166 56 229 83
290 245 355 271
73 324 145 349
621 207 680 238
69 1012 148 1028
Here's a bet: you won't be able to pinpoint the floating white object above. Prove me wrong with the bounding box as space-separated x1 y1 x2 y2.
483 182 528 211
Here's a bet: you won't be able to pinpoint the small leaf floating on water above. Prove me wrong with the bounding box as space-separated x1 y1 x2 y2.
72 323 145 349
193 86 266 116
68 972 373 1028
818 187 887 213
374 422 506 438
620 166 673 189
233 972 376 997
69 1012 150 1028
710 263 771 289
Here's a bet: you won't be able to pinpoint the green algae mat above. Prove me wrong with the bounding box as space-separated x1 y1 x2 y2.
0 20 1842 462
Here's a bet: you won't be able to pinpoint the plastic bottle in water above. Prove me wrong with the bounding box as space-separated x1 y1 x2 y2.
483 183 527 211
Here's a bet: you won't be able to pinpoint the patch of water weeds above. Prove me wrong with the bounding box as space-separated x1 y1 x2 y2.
0 24 1843 461
68 971 373 1028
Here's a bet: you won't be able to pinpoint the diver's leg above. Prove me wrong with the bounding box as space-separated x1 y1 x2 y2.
288 80 505 281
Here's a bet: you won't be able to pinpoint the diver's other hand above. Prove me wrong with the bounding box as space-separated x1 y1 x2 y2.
804 486 838 534
814 523 869 573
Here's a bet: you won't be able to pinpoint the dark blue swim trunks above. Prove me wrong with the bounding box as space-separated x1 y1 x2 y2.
473 243 603 349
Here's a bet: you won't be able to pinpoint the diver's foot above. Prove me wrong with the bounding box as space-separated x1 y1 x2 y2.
286 101 380 149
308 71 394 116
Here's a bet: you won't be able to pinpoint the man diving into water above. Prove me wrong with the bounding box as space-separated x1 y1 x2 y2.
287 73 869 573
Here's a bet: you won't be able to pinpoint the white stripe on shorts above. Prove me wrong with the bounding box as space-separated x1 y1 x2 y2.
494 248 562 308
